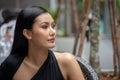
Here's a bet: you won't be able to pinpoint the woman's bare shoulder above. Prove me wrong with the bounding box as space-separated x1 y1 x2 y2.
54 51 76 66
54 51 85 80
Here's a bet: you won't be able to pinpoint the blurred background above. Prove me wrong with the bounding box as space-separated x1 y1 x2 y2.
0 0 120 79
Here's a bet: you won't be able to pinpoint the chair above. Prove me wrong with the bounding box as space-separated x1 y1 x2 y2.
76 56 99 80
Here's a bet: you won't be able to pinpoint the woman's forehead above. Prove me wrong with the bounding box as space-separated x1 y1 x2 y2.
34 13 54 23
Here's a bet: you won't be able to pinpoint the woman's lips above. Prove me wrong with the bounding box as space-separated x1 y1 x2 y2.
48 38 55 43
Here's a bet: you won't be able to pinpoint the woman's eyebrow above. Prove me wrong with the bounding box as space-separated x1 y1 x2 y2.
40 22 49 25
40 22 55 25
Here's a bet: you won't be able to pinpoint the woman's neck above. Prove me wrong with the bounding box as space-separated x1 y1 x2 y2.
26 47 49 68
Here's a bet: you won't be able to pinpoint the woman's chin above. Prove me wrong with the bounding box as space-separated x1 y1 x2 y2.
47 43 56 49
50 44 56 48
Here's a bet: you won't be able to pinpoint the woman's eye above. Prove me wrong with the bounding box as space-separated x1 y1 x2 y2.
52 24 56 29
41 25 48 29
52 25 55 29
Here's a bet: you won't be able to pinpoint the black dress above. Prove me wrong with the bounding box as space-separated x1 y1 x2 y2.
0 50 64 80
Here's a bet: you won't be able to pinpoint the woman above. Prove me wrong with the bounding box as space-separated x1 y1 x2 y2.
0 6 85 80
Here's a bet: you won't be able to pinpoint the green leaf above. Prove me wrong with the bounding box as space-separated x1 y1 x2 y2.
116 0 120 13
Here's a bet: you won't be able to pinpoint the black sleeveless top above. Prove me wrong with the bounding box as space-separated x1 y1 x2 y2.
0 50 64 80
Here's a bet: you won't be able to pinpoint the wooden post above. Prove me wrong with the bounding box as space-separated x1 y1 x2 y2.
71 0 81 55
72 0 92 56
108 0 120 78
77 0 91 56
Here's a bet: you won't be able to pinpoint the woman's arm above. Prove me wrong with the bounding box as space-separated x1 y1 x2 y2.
60 53 85 80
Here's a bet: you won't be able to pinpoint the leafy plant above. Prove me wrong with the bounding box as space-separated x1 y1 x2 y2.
116 0 120 14
77 0 85 12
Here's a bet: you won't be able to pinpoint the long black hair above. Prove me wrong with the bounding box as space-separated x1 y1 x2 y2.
10 6 48 56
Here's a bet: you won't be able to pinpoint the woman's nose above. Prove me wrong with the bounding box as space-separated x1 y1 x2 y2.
49 27 56 36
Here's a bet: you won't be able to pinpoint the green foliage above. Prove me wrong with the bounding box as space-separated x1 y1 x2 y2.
77 0 85 12
40 5 57 20
116 0 120 13
48 9 57 20
57 28 65 36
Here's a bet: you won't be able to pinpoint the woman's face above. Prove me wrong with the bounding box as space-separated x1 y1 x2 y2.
28 12 56 49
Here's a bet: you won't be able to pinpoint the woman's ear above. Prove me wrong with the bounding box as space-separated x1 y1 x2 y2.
23 29 32 39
